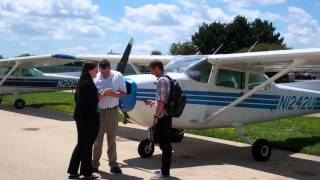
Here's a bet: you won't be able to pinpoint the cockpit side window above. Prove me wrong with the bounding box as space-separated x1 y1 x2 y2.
185 60 213 83
0 67 10 75
21 68 42 77
216 69 245 89
248 73 270 90
0 66 18 76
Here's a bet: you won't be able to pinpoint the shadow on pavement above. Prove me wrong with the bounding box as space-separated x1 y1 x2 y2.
117 125 320 180
98 171 143 180
0 104 73 121
271 136 320 153
1 104 319 179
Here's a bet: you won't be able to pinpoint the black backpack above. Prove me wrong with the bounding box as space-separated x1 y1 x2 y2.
164 75 187 118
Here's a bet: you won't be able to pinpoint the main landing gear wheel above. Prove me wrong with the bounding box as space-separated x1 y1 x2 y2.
171 129 184 143
138 138 154 158
14 99 25 109
252 139 272 161
0 96 2 104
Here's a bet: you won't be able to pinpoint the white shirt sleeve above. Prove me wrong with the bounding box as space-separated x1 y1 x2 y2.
116 73 127 93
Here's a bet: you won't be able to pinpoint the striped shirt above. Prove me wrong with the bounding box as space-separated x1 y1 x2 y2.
156 75 171 117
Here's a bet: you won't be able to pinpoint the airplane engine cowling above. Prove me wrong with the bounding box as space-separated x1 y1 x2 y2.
119 78 137 112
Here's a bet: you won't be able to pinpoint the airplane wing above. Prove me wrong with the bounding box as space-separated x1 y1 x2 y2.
207 48 320 72
0 54 77 67
75 54 174 65
203 48 320 123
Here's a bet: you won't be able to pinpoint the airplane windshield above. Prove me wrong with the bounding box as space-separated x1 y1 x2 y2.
185 60 212 83
165 56 206 73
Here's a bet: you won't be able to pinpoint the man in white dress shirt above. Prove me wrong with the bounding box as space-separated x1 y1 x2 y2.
92 60 127 174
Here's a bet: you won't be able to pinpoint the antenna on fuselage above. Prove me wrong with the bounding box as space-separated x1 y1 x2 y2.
213 43 224 54
248 41 259 52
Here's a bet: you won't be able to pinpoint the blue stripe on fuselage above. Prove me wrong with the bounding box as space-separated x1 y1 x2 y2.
136 88 280 110
1 79 59 87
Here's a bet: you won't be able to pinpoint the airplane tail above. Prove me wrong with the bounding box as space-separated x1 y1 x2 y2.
279 80 320 92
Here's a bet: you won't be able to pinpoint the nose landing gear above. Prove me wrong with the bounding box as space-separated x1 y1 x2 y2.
138 127 155 158
138 138 155 158
138 127 185 158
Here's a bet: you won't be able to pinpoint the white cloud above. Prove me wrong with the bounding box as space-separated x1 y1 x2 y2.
0 0 114 41
218 0 286 8
133 44 154 54
54 46 89 54
106 43 122 54
118 2 234 52
119 3 193 47
284 6 320 47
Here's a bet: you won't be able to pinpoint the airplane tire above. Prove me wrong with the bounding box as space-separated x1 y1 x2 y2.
14 99 26 109
0 97 2 104
138 138 154 158
252 139 272 161
171 129 184 143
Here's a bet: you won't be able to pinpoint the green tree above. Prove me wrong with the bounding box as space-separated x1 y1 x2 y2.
150 50 162 55
251 19 285 46
238 43 289 53
192 22 227 54
225 16 253 53
189 15 287 54
169 41 197 55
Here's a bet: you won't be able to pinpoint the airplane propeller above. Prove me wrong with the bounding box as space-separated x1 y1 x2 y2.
117 38 134 124
116 38 134 74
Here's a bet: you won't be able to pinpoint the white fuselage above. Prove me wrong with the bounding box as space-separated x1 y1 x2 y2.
0 72 78 95
125 73 320 129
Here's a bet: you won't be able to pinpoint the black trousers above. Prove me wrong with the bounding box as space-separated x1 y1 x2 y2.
155 116 172 176
67 119 99 176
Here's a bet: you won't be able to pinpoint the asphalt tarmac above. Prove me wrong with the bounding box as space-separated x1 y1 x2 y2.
0 104 319 180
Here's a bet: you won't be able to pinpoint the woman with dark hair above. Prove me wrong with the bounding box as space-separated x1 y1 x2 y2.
67 62 100 179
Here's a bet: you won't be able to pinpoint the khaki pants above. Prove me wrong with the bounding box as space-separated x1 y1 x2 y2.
92 108 119 168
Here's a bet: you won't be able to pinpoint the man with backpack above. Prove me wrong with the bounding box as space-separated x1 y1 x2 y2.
145 60 173 180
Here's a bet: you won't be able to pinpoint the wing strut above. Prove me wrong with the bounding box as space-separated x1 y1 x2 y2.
200 59 303 124
0 62 21 86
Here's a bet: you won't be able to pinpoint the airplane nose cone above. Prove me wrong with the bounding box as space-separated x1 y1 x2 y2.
120 74 157 127
119 74 157 112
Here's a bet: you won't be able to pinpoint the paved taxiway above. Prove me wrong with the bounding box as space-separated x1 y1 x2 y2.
0 104 319 180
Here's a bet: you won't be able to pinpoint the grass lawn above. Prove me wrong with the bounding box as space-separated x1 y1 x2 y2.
2 92 320 156
3 91 75 114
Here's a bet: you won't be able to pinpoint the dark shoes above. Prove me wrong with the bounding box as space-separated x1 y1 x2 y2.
110 166 122 174
68 173 99 179
92 167 99 172
82 174 99 179
68 174 80 179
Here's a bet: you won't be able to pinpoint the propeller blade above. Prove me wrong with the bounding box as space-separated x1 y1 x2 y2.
116 38 134 73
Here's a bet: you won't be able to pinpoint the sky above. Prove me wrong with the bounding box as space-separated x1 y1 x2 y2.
0 0 320 57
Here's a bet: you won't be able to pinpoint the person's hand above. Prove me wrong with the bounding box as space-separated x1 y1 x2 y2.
144 100 156 107
102 88 113 96
98 95 103 102
153 117 158 126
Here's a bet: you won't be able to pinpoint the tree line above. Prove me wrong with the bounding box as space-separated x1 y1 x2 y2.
169 15 288 55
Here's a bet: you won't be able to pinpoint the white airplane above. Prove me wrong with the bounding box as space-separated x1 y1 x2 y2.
2 47 320 162
0 39 139 109
0 54 81 109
